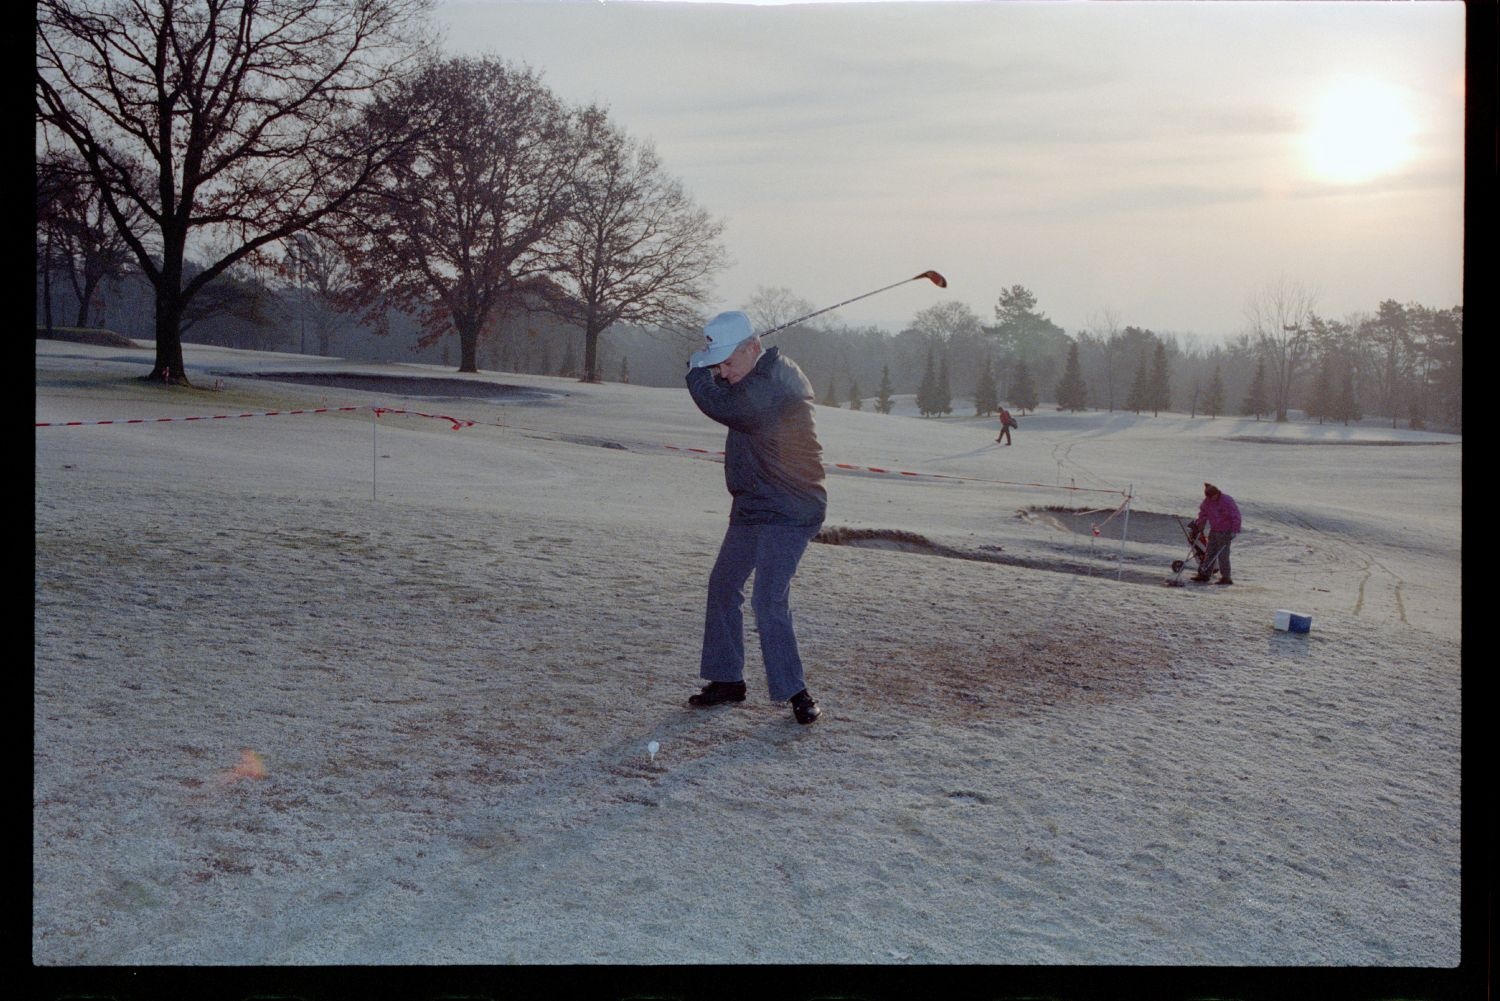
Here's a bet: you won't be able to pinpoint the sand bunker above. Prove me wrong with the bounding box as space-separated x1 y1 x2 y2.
814 524 1170 586
815 525 1006 563
1025 506 1187 546
230 371 562 402
37 328 138 348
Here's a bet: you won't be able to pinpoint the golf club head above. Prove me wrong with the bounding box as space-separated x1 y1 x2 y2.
917 270 948 288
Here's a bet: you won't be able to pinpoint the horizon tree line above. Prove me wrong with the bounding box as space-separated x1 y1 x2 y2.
35 3 1461 430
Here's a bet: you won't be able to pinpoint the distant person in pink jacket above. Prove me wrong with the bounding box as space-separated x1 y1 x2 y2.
1189 482 1241 585
995 406 1017 445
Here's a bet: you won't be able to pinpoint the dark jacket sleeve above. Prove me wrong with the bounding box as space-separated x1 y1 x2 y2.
686 362 791 434
685 350 826 527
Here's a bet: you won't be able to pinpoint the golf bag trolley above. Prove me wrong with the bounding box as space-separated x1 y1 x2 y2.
1166 517 1214 586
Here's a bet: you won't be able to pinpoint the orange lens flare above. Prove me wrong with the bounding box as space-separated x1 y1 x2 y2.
228 749 267 781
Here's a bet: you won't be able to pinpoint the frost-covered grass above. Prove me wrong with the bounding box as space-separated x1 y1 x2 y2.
35 339 1460 976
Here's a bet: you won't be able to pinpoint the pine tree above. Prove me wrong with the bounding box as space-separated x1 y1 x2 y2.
876 365 896 414
1148 341 1171 415
972 356 998 416
1055 341 1088 411
1203 365 1225 418
917 348 937 417
935 355 953 415
1126 354 1149 413
1407 391 1426 430
1307 354 1334 423
822 376 840 407
1334 367 1360 425
848 379 862 411
1243 358 1268 420
1011 359 1038 413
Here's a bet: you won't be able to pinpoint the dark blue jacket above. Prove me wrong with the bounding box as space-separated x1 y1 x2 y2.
686 346 827 527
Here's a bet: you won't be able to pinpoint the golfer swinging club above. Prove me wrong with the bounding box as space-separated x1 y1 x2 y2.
685 311 826 724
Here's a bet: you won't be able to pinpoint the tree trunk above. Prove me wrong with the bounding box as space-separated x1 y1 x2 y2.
582 324 604 383
580 301 605 383
456 315 479 373
151 291 188 384
150 232 190 383
75 274 102 329
42 236 55 336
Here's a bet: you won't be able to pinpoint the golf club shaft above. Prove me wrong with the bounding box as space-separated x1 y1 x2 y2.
759 271 947 338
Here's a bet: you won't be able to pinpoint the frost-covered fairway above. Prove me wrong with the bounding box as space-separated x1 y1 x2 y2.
35 339 1460 972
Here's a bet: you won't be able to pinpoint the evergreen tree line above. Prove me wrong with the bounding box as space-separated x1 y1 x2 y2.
36 3 1461 430
36 253 1462 432
725 284 1460 431
721 288 1461 430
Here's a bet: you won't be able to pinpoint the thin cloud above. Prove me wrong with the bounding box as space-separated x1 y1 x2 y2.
432 0 1463 337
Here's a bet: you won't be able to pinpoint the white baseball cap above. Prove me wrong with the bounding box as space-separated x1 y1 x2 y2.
691 311 756 369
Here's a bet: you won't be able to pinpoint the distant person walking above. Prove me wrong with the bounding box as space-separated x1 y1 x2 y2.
684 311 827 725
1189 482 1241 585
996 406 1018 445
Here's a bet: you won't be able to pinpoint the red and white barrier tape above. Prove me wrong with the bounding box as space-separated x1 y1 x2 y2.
662 444 724 457
37 406 1126 497
664 444 1127 496
37 405 472 431
665 445 970 481
371 407 473 430
1085 498 1134 535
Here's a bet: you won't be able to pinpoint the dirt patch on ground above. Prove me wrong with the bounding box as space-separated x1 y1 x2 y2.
839 624 1162 723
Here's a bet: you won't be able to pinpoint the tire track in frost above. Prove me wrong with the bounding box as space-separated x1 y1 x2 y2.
1260 508 1408 628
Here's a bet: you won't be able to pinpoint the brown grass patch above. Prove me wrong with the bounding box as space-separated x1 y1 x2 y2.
837 624 1161 722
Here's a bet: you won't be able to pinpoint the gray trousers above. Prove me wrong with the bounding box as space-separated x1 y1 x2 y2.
1203 530 1234 580
700 522 821 701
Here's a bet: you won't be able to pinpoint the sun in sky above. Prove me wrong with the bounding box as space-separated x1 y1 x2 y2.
1302 78 1418 184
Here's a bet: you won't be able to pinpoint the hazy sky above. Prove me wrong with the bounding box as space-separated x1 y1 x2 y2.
432 0 1465 341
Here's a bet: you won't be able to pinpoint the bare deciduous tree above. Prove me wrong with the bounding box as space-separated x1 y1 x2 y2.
1083 307 1124 410
37 151 143 329
546 110 726 382
282 231 360 356
743 286 817 334
1243 276 1317 422
341 55 580 373
36 0 434 383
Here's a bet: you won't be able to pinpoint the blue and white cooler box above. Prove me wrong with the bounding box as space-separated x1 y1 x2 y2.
1274 609 1312 633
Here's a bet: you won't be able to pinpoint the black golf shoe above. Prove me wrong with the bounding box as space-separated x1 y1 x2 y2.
789 690 822 725
688 680 746 707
